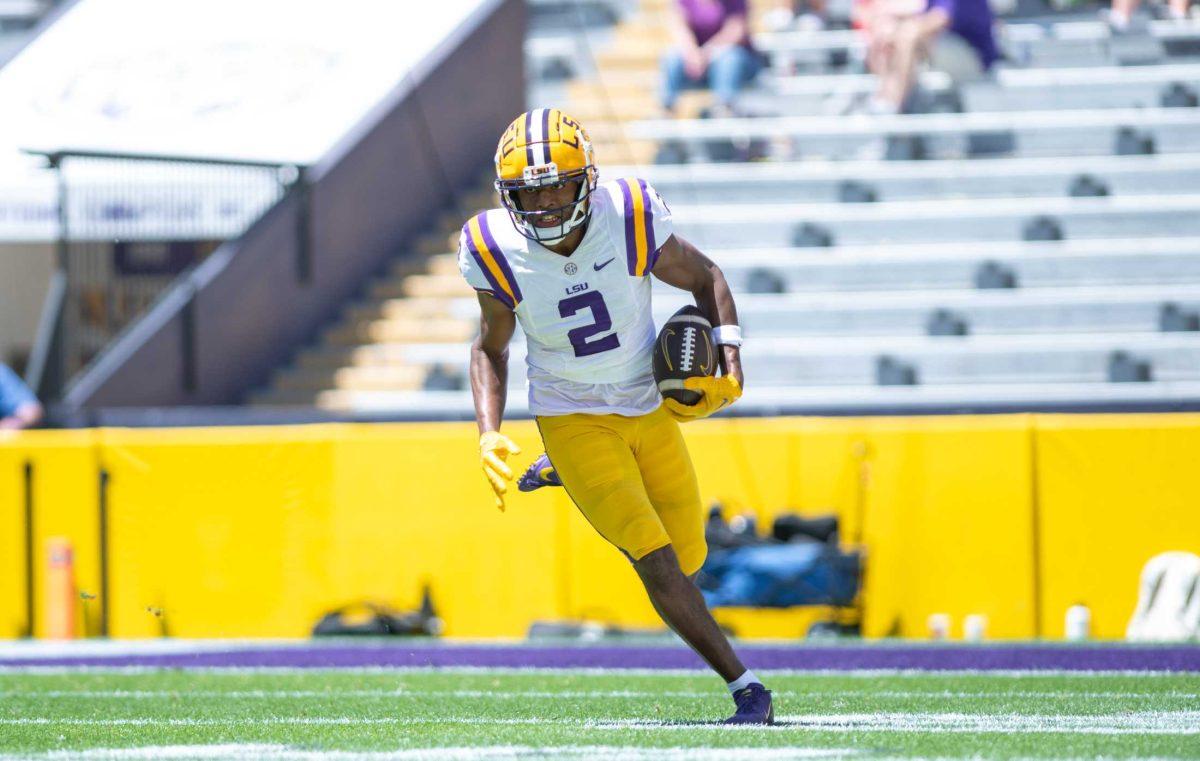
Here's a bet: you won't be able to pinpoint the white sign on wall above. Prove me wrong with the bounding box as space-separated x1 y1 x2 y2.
0 0 490 240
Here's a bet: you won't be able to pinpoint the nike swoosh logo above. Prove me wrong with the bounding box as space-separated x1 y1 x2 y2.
593 258 615 271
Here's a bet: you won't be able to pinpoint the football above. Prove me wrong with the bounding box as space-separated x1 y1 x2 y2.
652 305 717 405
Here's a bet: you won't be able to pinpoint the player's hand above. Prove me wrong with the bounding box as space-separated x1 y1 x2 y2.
663 375 742 423
479 431 521 511
684 47 707 79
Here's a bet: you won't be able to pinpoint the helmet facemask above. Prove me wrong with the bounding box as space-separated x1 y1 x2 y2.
496 165 598 246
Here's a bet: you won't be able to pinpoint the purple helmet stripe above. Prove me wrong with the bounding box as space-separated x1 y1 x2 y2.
524 110 536 169
479 214 523 306
463 221 515 310
540 108 552 165
638 179 659 272
617 178 638 275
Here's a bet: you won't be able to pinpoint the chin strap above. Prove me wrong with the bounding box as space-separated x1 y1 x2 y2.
534 227 571 245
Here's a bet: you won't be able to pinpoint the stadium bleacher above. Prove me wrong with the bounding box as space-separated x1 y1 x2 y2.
251 0 1200 416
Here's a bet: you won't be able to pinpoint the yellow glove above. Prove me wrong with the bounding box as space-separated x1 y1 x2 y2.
479 431 521 511
663 375 742 423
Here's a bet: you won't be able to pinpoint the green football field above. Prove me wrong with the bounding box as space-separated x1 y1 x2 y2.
1 668 1198 759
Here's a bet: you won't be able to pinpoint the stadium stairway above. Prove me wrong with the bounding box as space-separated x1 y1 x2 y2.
255 2 1200 415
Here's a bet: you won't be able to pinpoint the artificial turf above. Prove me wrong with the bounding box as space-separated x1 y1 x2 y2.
1 668 1198 758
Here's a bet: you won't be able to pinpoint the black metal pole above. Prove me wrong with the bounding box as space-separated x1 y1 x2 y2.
50 156 69 402
22 460 34 638
294 168 312 285
98 468 110 638
181 289 197 395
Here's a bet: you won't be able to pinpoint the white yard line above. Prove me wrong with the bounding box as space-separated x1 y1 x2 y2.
4 711 1200 735
0 689 715 700
768 711 1200 735
3 689 1198 700
2 745 859 761
1 665 1195 677
588 711 1200 735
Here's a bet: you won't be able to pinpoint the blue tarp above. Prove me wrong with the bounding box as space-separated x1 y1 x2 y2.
700 543 861 608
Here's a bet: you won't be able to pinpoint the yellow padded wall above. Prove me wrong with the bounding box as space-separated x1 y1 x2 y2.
0 438 28 637
330 421 565 637
99 426 336 637
9 412 1194 641
1035 413 1200 639
857 416 1035 639
683 417 869 538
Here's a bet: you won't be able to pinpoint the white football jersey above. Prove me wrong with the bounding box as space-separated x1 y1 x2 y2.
458 178 674 417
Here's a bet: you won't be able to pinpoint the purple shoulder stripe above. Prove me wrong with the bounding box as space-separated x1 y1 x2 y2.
463 216 515 310
637 178 659 274
478 214 522 306
616 179 639 276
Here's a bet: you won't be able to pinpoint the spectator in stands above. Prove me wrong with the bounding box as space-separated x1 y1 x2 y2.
1108 0 1191 29
661 0 764 117
861 0 998 114
0 363 42 430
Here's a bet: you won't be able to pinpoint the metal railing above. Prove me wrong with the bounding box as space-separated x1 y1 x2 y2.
23 149 308 402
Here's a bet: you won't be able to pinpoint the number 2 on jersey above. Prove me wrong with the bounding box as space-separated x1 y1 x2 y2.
558 291 620 357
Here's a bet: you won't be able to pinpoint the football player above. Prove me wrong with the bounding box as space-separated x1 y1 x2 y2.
459 109 772 724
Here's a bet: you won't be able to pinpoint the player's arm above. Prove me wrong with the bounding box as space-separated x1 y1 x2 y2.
651 234 743 388
470 292 515 433
469 293 521 510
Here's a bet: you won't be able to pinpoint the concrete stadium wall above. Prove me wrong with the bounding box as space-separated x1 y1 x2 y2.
0 414 1195 640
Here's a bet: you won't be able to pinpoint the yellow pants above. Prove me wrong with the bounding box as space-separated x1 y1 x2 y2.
536 405 707 576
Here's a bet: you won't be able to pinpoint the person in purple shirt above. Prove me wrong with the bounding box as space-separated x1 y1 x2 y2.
662 0 764 116
0 363 42 430
866 0 998 114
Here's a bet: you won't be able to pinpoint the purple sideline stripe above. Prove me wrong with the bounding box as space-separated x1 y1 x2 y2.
478 214 522 306
637 179 659 274
617 178 638 275
463 218 515 310
3 644 1198 671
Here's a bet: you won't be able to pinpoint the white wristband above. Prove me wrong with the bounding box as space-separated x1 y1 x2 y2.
712 325 743 347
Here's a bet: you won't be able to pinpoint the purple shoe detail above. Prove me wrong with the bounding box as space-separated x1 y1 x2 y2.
725 683 774 725
518 453 562 492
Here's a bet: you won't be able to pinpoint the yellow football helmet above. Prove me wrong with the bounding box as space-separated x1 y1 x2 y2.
495 108 598 245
